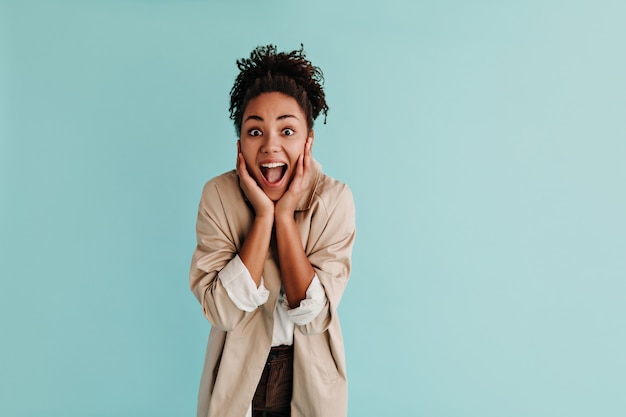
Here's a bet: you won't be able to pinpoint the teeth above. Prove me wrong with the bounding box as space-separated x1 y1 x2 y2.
260 162 286 168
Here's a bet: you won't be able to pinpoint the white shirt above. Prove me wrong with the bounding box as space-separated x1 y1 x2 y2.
218 254 327 346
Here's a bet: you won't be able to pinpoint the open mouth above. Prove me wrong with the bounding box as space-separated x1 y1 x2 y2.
260 162 287 185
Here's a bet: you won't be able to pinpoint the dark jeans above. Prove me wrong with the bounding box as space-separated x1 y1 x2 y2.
252 345 294 417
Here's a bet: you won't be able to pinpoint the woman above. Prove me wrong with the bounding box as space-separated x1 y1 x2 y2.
190 45 355 417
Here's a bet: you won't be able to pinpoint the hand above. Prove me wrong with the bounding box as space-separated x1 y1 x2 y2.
275 137 314 220
236 143 274 218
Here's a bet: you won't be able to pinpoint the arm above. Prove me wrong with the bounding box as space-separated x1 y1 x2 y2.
275 138 316 307
296 184 355 335
275 138 356 324
275 209 316 307
189 179 251 331
236 148 274 287
189 149 276 331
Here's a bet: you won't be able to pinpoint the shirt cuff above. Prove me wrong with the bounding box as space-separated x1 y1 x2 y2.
218 255 269 312
283 274 327 326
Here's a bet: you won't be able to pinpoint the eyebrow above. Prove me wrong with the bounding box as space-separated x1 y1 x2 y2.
244 114 299 122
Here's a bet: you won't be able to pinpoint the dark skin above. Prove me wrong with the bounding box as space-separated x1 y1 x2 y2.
235 92 316 307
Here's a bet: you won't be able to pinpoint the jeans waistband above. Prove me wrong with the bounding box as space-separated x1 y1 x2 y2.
268 344 294 362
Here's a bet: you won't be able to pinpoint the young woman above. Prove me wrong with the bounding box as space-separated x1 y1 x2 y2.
190 45 355 417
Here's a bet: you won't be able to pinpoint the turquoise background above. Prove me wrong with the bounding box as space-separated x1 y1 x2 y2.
1 0 625 416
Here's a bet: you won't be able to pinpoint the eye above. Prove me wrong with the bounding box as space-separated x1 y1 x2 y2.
248 128 262 137
282 128 295 136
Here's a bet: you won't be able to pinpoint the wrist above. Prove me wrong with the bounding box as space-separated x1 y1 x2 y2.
255 210 275 225
274 208 295 224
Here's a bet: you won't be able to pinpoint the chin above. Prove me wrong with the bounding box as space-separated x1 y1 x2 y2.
265 189 285 202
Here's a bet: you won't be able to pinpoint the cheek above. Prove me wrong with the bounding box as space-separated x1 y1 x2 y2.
239 144 257 164
239 137 258 152
243 156 258 173
287 140 306 158
239 151 257 174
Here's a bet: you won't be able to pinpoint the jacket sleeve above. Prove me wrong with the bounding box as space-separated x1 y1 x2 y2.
189 180 251 332
297 184 356 335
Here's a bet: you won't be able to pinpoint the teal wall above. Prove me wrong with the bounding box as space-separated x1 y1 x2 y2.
2 1 625 416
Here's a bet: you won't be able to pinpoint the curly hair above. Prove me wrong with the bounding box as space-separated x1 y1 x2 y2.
229 44 329 135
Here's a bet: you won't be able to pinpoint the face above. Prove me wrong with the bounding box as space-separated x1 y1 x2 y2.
239 92 313 201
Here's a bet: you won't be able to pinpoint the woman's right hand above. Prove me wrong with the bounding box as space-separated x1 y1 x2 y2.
236 145 274 219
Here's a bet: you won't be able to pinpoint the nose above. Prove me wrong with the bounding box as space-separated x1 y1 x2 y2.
260 131 280 154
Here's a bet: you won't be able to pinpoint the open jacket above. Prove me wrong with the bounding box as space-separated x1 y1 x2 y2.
189 160 355 417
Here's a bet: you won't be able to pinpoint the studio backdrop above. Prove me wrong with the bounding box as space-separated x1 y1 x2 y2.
1 1 625 416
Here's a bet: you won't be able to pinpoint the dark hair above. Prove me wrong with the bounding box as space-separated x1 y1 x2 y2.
229 44 329 135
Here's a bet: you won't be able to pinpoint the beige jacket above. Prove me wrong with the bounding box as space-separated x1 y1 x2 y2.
190 160 355 417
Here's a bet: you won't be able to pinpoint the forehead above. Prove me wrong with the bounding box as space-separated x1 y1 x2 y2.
243 92 306 120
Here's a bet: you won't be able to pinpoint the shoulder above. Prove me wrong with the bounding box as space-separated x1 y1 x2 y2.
199 170 244 207
315 172 353 202
311 172 355 218
305 171 356 248
202 170 239 192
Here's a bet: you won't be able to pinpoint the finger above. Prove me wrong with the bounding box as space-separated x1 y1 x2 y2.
287 154 302 190
303 137 312 168
236 141 241 169
298 152 304 175
237 153 252 183
236 152 244 175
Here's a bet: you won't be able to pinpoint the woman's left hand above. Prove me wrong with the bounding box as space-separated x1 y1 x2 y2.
275 137 313 219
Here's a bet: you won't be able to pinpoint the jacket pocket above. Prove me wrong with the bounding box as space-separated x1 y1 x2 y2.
311 331 340 383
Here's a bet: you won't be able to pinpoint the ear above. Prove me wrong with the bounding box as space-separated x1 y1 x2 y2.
237 140 241 153
308 130 315 147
